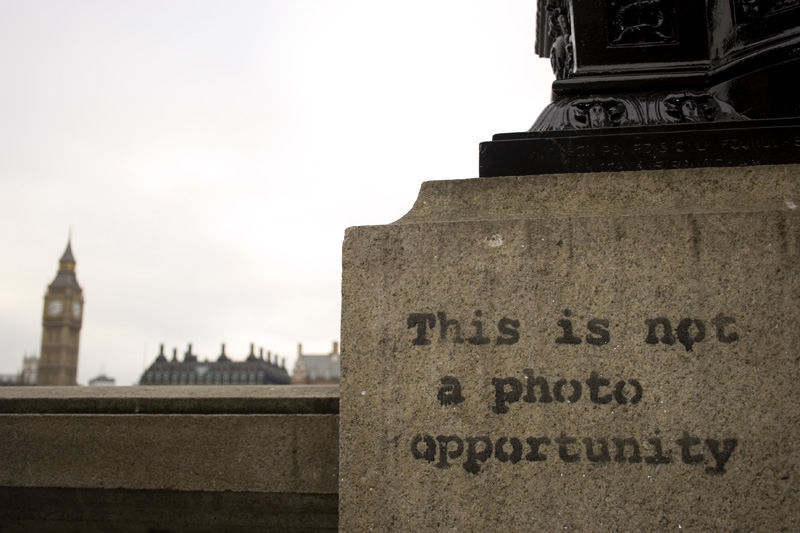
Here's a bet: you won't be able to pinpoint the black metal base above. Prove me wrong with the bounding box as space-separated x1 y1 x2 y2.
479 118 800 177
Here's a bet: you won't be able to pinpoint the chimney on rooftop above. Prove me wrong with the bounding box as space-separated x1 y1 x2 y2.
156 344 168 363
184 344 198 363
298 343 303 356
331 341 340 362
218 343 230 362
247 343 258 362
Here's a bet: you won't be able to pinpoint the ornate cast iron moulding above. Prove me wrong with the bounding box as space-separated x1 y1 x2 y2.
480 0 800 176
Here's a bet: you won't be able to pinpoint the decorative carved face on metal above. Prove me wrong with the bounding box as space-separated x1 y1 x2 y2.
569 98 632 128
662 94 719 123
680 99 700 121
589 103 610 128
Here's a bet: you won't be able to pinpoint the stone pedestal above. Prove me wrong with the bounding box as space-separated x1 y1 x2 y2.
340 164 800 531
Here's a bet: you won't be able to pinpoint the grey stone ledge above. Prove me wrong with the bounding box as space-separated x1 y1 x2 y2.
0 385 339 414
394 164 800 224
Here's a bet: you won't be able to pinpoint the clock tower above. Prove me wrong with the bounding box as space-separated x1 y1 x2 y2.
38 240 84 385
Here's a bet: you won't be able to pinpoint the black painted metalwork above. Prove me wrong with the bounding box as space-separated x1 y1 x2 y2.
480 0 800 177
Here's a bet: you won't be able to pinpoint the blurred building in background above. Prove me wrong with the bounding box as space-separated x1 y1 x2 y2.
291 341 340 385
0 354 38 386
88 374 116 386
139 343 290 385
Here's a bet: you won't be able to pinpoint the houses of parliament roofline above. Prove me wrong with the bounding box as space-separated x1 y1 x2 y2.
139 343 290 386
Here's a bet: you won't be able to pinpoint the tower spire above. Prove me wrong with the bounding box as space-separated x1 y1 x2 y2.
39 239 84 385
60 237 75 265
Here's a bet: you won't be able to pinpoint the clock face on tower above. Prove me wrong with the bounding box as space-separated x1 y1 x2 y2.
72 302 81 318
47 300 63 316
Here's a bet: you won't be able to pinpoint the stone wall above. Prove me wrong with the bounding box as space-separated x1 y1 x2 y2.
0 386 339 532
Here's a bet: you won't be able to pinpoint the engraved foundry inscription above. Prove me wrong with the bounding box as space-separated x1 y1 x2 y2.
545 131 800 172
406 310 740 475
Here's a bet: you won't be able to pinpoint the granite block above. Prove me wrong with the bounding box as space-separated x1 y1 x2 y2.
340 165 800 531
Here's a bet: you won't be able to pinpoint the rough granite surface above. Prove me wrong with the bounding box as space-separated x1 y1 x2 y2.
340 165 800 532
0 386 340 531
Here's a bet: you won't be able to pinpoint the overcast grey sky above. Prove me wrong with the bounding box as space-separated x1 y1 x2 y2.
0 0 553 385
